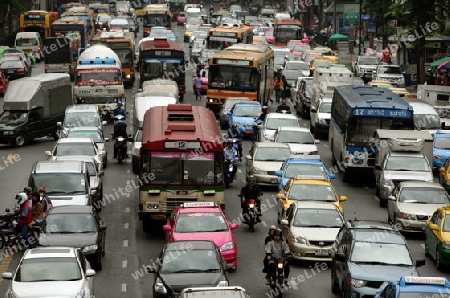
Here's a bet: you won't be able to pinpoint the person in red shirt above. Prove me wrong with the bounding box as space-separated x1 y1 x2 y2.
15 192 34 248
381 47 392 64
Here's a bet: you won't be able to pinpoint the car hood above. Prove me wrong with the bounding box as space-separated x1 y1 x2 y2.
383 171 433 182
347 262 417 281
39 232 98 248
359 65 377 70
253 160 285 171
287 143 318 155
0 122 22 128
160 272 224 293
290 226 340 241
397 202 447 217
232 116 258 125
11 280 84 297
317 112 331 120
48 194 89 207
171 232 233 248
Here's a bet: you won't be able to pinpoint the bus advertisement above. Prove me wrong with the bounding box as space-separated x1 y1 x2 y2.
206 44 274 114
51 17 88 58
138 39 185 100
328 85 415 182
91 31 136 88
206 24 253 50
20 10 55 39
138 104 225 230
143 4 172 36
273 18 303 47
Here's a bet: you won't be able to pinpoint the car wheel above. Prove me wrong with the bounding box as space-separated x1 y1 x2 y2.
425 237 430 257
436 249 444 270
331 268 340 294
14 134 27 147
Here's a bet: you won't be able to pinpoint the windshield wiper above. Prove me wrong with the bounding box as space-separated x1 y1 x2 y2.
261 159 282 161
303 225 330 228
208 229 228 232
62 191 85 195
169 269 205 273
202 268 220 272
354 261 398 266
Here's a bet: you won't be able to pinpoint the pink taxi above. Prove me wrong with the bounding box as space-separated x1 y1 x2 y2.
192 67 208 95
0 70 8 96
177 12 186 25
163 202 239 269
264 29 274 44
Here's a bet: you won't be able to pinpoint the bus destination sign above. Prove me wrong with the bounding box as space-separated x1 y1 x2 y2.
24 14 45 24
214 59 252 66
352 108 412 118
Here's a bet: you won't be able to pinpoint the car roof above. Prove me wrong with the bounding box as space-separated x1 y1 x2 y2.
165 240 217 251
388 152 424 157
285 158 323 165
397 181 443 189
34 160 85 173
289 177 331 185
291 201 340 210
54 155 97 164
233 101 261 106
344 220 397 231
276 126 310 132
352 230 406 244
266 113 298 119
66 105 99 112
57 137 94 144
48 205 94 214
178 206 222 214
23 247 77 259
255 142 290 148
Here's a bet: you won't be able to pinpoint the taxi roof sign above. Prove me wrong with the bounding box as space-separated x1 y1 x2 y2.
289 154 321 160
402 276 447 286
294 175 327 180
181 202 217 208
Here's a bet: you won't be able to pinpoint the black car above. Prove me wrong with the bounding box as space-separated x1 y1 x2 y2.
38 205 107 270
147 240 233 298
331 221 425 297
0 60 30 80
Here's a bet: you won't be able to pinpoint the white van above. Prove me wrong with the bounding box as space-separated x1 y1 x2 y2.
108 18 130 32
15 32 44 62
408 101 442 135
142 79 179 101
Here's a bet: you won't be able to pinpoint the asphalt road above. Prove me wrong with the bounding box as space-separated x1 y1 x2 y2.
0 12 449 298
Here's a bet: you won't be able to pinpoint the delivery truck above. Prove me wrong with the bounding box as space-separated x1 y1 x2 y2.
417 84 450 126
44 37 75 81
0 73 72 147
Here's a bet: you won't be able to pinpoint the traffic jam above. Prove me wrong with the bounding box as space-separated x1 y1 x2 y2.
0 0 450 297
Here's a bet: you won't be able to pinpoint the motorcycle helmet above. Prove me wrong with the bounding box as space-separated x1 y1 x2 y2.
248 175 256 184
23 186 32 193
274 229 283 237
15 193 28 205
117 100 123 105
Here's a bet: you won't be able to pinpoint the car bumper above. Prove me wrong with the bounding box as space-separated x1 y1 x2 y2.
221 249 238 267
395 218 427 232
254 174 279 186
289 243 333 261
236 126 255 136
346 285 380 298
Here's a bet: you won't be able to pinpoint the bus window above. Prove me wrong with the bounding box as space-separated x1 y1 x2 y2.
209 66 257 91
142 61 163 80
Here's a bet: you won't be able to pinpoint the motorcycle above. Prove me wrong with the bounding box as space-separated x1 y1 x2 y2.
112 114 130 164
0 209 39 250
268 256 288 297
224 159 235 188
238 196 259 232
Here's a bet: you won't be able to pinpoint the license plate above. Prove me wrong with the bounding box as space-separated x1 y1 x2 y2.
150 214 166 220
245 130 253 134
7 69 14 73
271 178 278 184
315 249 328 256
96 89 102 92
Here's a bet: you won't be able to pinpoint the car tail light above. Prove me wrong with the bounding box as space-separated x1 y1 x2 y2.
44 65 48 69
37 46 41 51
17 68 24 73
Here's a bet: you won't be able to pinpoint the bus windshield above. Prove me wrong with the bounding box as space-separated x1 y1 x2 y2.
145 13 169 27
209 66 257 91
346 116 414 144
276 25 301 40
113 49 133 67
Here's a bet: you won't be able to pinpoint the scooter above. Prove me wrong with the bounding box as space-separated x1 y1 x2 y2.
268 256 287 297
112 115 130 164
0 208 39 250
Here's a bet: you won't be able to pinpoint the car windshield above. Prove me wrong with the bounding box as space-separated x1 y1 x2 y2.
283 71 300 81
435 136 450 149
443 215 450 232
399 188 450 204
319 102 332 113
233 105 261 117
358 57 379 65
415 114 441 130
313 60 332 68
284 163 327 179
293 45 310 52
293 208 343 228
385 156 430 172
67 130 102 142
286 62 309 71
175 212 228 232
274 55 286 65
15 257 82 282
254 147 291 161
16 38 38 46
31 173 87 195
350 241 413 265
43 213 97 233
224 99 244 110
55 143 96 156
265 118 299 130
378 66 401 74
288 184 336 202
0 111 27 124
275 131 314 144
64 112 99 127
160 250 220 273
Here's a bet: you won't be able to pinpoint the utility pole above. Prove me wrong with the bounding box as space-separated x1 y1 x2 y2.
358 0 362 55
416 0 425 84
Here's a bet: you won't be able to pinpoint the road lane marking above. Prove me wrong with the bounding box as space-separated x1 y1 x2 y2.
122 260 127 268
122 283 127 292
125 207 130 213
123 240 129 247
124 223 129 229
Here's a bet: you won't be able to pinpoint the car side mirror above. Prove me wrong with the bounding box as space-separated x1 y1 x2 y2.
374 165 382 171
429 223 439 231
5 208 10 212
163 225 172 232
1 272 13 280
387 195 396 201
90 189 97 196
280 219 288 225
334 252 346 261
329 174 336 180
99 224 107 230
105 138 110 142
146 266 157 273
230 223 239 229
415 258 426 267
245 154 252 160
85 269 96 277
45 151 52 157
339 196 347 202
274 170 282 177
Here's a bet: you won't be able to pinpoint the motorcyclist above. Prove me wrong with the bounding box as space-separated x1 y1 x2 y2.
23 187 36 208
263 225 278 283
257 106 269 122
223 140 238 176
15 193 34 248
39 187 53 215
112 106 128 160
112 100 127 118
253 106 268 142
240 175 262 223
276 98 291 114
265 229 291 286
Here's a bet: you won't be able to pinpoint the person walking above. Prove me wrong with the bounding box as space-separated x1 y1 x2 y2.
272 76 283 103
194 74 203 101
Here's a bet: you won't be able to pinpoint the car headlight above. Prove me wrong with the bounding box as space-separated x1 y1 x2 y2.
349 278 367 288
294 236 307 244
155 277 167 294
443 242 450 249
82 244 98 253
220 241 234 252
126 74 131 79
399 212 416 220
252 167 267 175
76 289 85 298
217 280 229 287
3 131 14 135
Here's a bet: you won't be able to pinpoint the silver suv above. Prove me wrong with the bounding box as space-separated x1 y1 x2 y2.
372 64 405 87
58 105 107 137
353 56 380 82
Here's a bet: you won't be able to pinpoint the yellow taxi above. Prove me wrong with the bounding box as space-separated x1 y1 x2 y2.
277 175 347 223
403 93 418 99
310 57 332 70
425 204 450 270
313 47 339 64
389 87 409 97
367 80 394 89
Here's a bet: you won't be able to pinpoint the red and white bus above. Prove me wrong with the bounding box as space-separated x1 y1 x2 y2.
273 18 303 47
137 104 225 231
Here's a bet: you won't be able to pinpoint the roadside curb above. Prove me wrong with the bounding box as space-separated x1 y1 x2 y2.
0 250 12 285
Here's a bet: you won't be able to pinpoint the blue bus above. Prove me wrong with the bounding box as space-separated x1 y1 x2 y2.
328 85 415 182
51 17 88 58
